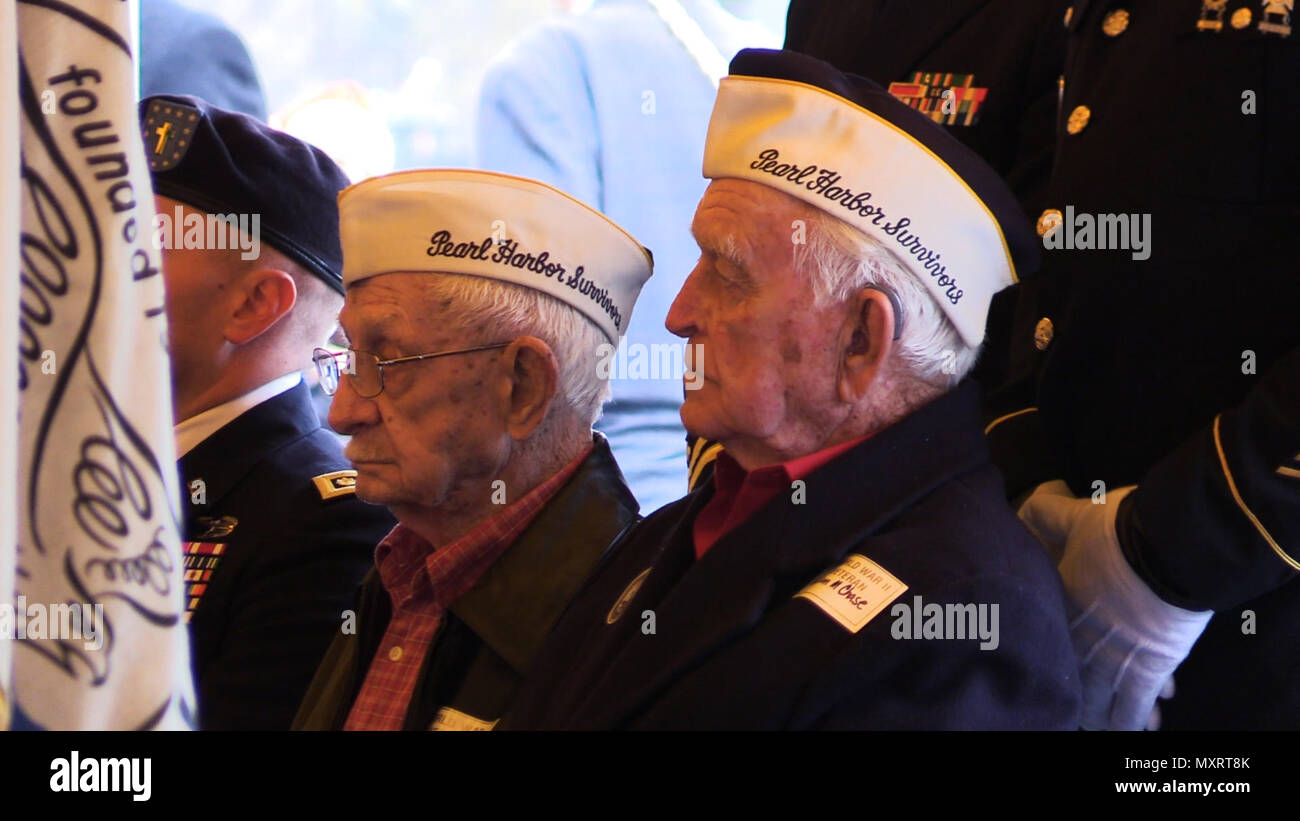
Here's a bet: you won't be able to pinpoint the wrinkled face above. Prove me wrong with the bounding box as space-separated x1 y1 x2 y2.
155 195 236 413
665 179 846 460
328 273 510 514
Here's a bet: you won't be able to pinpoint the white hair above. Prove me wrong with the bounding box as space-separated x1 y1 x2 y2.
793 210 981 398
420 273 611 428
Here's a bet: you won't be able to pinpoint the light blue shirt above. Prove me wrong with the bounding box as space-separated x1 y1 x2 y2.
476 0 782 512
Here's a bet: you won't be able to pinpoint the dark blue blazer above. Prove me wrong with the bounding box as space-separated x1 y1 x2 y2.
179 381 394 729
505 382 1081 729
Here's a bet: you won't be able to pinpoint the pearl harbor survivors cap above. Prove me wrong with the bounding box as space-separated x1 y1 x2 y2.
338 169 654 344
702 49 1039 347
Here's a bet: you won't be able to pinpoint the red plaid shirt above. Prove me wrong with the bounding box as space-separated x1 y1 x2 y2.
343 445 592 731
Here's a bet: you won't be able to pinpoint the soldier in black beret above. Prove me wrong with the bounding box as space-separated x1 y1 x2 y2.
140 94 395 729
992 1 1300 730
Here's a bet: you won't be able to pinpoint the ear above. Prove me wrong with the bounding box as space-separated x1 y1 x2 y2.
836 287 895 403
501 335 559 440
224 266 297 345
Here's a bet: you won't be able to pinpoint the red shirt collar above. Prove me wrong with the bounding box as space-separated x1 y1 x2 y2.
692 432 871 559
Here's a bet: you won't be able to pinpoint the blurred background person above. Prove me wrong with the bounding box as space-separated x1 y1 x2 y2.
476 0 786 513
140 0 267 119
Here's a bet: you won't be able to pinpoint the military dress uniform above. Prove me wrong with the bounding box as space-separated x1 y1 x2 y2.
784 0 1069 213
181 381 395 730
292 437 639 730
987 0 1300 728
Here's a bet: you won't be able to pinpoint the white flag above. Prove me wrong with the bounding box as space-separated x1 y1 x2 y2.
1 0 21 732
8 0 194 729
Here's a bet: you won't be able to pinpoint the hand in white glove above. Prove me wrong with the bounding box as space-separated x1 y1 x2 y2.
1018 481 1212 730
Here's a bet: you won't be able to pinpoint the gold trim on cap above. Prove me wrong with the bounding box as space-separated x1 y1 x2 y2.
717 74 1021 285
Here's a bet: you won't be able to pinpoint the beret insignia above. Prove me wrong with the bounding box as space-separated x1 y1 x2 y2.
142 98 200 172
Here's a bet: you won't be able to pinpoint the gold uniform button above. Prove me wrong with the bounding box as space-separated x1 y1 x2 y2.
1232 7 1252 28
1067 105 1091 134
1102 9 1130 36
388 646 403 662
1034 318 1055 351
1064 6 1073 27
1037 208 1063 237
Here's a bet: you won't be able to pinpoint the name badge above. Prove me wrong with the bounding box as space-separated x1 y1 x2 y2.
795 554 907 633
430 707 498 731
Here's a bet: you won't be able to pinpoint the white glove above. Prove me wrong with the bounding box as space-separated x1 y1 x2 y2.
1018 481 1213 730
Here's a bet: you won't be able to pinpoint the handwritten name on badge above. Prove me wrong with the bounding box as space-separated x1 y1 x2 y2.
795 554 907 633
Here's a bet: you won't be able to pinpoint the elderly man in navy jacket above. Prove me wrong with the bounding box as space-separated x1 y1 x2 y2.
504 49 1082 730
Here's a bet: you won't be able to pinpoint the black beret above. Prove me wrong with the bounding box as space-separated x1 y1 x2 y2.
140 94 349 293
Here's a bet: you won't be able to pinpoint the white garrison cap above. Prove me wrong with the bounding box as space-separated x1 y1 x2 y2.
339 169 653 343
702 50 1038 347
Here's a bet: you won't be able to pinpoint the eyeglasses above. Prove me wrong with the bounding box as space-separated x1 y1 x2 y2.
313 343 511 399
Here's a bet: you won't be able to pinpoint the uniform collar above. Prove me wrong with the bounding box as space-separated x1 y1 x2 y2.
449 433 639 674
174 372 302 458
179 380 322 522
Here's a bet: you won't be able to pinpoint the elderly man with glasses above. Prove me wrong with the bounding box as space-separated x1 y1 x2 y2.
293 169 651 730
